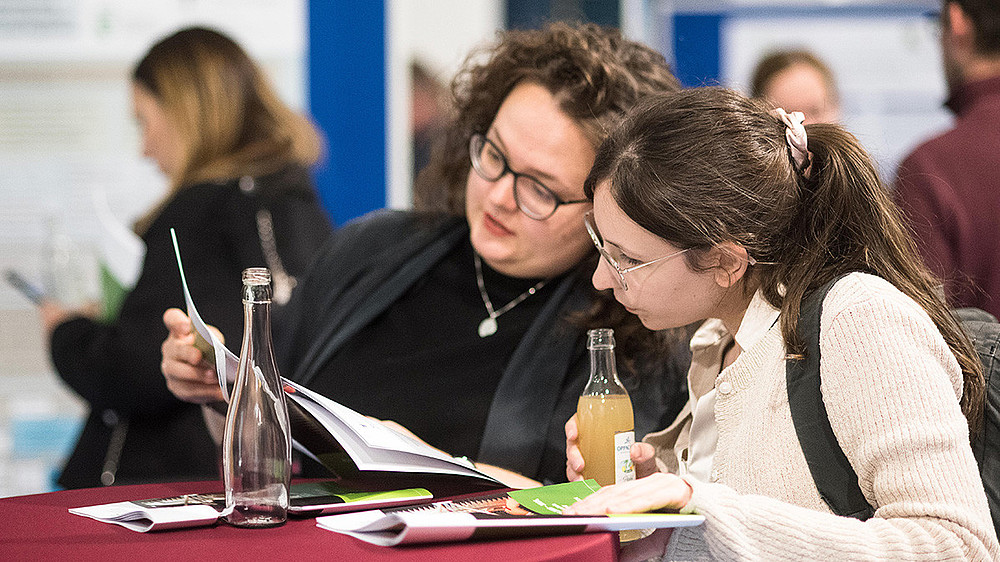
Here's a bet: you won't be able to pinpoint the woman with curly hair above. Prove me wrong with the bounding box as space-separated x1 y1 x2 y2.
160 22 688 486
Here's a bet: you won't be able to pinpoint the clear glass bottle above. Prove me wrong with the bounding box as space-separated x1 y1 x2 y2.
576 328 635 487
222 268 292 528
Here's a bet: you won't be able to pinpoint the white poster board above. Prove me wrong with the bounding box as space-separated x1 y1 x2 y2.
721 9 951 177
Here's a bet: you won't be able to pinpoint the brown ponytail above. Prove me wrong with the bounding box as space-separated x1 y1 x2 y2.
777 124 983 432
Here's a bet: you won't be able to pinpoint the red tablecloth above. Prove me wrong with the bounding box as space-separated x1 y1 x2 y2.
0 481 619 561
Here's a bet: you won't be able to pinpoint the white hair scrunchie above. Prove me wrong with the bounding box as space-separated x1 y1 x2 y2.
771 107 811 176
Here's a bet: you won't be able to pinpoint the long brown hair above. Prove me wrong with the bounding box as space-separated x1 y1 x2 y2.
414 22 685 369
585 87 984 432
132 26 321 234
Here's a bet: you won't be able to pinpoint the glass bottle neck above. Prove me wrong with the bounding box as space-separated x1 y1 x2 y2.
243 281 272 304
584 345 625 395
241 286 273 362
589 345 620 378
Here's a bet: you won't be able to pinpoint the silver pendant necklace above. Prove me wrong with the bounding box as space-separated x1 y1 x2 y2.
474 253 547 338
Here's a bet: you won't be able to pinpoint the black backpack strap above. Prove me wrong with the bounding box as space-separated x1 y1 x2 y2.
952 309 1000 535
786 274 876 520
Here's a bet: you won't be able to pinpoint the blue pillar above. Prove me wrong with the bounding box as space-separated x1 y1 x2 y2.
673 13 723 88
308 1 386 225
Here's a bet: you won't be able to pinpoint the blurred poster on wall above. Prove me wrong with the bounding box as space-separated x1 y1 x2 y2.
718 6 950 178
0 0 305 61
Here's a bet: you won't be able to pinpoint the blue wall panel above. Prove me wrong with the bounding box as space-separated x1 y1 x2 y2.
308 1 386 225
673 13 723 88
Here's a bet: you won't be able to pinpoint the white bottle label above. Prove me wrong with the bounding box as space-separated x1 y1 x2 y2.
614 430 636 484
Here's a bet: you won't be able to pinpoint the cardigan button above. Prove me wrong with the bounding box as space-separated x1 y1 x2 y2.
717 381 733 396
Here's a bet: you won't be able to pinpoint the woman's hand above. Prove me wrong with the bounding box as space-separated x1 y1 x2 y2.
561 472 693 515
161 308 225 403
39 300 72 335
565 414 661 481
565 414 586 481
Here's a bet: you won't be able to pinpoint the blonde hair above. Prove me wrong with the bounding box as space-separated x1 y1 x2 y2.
132 27 322 233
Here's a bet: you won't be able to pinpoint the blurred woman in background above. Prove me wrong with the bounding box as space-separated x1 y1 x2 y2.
41 26 332 488
751 49 841 124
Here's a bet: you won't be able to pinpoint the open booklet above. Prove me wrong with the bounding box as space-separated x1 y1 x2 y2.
169 230 505 494
316 480 705 546
69 482 434 532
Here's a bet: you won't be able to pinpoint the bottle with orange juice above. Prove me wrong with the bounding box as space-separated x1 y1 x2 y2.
576 328 635 487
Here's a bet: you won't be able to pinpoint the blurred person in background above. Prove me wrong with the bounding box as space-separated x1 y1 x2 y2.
40 26 332 489
894 0 1000 318
750 49 841 124
411 59 449 178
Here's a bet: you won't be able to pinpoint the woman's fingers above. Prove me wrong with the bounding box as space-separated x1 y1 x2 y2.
562 472 693 515
163 308 193 336
565 414 585 481
632 442 659 478
161 354 223 403
166 375 225 403
161 308 223 403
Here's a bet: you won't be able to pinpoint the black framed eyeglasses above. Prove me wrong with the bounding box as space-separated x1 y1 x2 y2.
469 133 589 220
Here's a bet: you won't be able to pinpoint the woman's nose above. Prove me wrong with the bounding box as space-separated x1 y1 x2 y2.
486 172 518 211
591 258 617 292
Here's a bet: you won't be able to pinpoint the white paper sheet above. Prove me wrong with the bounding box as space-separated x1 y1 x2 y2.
169 228 239 401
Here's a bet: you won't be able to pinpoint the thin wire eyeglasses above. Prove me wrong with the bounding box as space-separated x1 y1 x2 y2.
584 211 692 291
584 211 759 291
469 133 589 220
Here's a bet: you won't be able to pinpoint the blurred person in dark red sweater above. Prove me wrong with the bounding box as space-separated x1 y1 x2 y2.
894 0 1000 317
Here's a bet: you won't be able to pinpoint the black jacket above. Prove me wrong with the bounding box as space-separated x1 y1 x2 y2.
276 210 688 484
51 164 332 489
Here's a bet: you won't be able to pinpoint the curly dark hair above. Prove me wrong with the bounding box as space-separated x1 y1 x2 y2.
414 22 684 372
415 22 680 214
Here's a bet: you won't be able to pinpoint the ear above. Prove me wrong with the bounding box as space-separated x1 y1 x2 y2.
946 2 975 47
710 242 751 289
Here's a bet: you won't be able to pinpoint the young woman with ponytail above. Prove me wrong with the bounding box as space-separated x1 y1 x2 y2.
562 87 998 560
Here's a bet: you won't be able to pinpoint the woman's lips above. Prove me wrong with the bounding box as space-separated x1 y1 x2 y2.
483 213 513 236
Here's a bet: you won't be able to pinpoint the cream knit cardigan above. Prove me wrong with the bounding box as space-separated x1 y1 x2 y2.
644 273 999 561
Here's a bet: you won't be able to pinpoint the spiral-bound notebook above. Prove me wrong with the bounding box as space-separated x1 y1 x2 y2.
316 480 705 546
